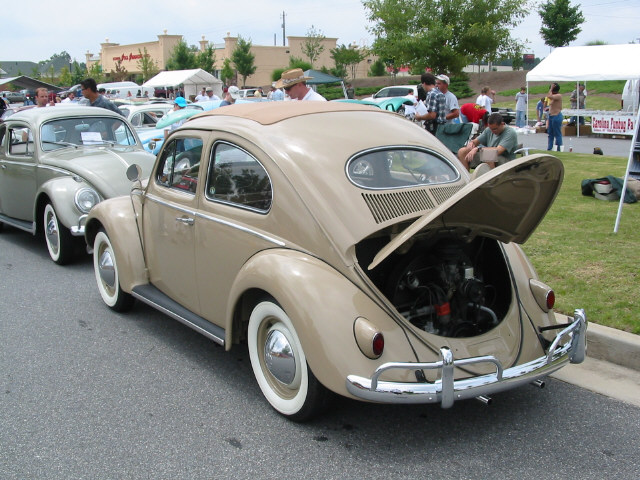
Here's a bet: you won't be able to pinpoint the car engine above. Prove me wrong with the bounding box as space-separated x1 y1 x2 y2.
358 235 512 338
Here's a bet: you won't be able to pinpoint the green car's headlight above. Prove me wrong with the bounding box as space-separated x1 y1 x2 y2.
75 188 101 214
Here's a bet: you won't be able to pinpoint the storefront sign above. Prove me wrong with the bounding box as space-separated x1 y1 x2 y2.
112 52 149 62
591 113 636 136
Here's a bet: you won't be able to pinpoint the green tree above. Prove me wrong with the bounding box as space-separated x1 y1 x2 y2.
302 25 326 68
46 65 56 83
539 0 585 48
288 56 312 71
231 36 256 87
331 44 366 80
220 58 235 85
363 0 527 75
110 59 129 82
166 39 197 70
71 62 84 84
137 47 159 82
87 62 104 83
368 59 387 77
196 43 216 74
58 67 72 86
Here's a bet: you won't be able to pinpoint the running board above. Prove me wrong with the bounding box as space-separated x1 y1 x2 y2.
131 284 225 346
0 214 36 234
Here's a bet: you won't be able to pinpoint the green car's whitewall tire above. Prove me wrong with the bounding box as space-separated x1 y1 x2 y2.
43 203 74 265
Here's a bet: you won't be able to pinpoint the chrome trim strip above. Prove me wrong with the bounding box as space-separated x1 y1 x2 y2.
38 164 73 176
195 211 285 246
130 290 225 346
145 193 285 247
346 309 587 407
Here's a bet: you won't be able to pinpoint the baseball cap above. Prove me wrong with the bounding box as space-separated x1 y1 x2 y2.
436 74 450 85
228 86 240 100
174 96 187 107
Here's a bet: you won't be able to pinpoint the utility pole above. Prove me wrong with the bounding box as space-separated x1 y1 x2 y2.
281 11 286 46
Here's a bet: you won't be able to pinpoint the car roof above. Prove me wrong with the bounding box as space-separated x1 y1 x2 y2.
8 105 125 125
189 101 386 126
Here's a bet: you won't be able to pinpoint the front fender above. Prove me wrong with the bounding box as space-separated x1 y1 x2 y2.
227 249 416 397
85 196 147 292
37 176 88 231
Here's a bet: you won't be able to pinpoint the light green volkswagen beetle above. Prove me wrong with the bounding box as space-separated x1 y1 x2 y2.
0 105 155 264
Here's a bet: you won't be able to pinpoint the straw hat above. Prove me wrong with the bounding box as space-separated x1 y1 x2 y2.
274 68 312 89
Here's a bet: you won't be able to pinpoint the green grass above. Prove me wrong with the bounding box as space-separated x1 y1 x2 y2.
519 151 639 333
500 80 626 97
493 96 621 123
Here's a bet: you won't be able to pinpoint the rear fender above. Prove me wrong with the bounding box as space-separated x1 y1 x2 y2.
227 249 415 397
85 196 147 292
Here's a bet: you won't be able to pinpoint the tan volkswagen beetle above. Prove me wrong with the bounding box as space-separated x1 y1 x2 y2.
84 102 586 421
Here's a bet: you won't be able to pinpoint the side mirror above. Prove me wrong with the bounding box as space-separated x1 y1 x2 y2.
126 164 142 182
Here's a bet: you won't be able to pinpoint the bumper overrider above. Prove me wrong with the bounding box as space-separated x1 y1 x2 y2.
70 214 87 236
346 309 587 408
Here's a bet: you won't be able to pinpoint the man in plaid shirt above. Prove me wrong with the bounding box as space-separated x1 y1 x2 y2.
415 72 446 135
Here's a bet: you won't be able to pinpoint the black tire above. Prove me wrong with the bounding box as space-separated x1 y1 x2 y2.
93 229 134 312
43 203 74 265
248 301 331 421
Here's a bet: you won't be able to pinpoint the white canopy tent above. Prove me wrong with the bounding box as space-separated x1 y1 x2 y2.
526 44 640 233
526 44 640 82
143 69 223 99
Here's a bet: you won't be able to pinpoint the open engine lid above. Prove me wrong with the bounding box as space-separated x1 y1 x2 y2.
369 154 563 270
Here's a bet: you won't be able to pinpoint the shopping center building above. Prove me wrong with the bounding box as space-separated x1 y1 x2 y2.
85 31 373 87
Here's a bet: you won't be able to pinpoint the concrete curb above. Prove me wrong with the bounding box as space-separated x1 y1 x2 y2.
556 313 640 371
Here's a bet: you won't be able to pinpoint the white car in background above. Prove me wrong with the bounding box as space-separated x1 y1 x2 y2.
119 103 174 129
361 85 420 103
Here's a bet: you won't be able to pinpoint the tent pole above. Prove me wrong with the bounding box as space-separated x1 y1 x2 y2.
613 107 640 232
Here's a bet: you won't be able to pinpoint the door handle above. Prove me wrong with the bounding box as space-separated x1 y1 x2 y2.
176 216 195 226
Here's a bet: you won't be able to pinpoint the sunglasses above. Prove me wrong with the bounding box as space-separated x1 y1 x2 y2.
284 85 294 92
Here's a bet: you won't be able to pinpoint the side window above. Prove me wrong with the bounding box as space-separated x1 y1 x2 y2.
206 142 272 212
8 126 33 156
130 113 142 127
155 137 203 193
0 124 5 153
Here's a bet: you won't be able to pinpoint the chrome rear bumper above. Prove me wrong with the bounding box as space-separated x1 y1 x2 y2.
346 309 587 408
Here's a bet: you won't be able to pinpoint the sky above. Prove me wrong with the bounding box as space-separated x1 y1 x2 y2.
2 0 639 66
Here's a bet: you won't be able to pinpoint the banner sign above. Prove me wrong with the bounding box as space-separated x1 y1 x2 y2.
590 113 636 136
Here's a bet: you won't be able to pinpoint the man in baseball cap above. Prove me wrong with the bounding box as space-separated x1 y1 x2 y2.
436 74 460 123
275 68 326 101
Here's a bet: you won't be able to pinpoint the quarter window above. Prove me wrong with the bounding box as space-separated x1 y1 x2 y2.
155 137 203 193
206 142 272 212
8 126 33 156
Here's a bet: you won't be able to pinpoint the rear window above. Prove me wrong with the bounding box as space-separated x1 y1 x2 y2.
347 148 459 189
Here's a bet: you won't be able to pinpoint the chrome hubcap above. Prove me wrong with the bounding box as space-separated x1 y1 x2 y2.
46 217 59 249
98 249 116 289
264 327 296 386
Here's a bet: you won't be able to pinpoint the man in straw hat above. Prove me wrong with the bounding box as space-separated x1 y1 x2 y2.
275 68 327 101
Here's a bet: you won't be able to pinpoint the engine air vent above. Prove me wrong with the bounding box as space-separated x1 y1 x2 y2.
362 185 463 223
429 185 464 205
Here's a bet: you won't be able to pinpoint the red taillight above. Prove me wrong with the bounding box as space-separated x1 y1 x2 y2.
372 333 385 357
546 290 555 310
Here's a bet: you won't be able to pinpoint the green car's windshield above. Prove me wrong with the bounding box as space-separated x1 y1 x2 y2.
40 116 137 151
